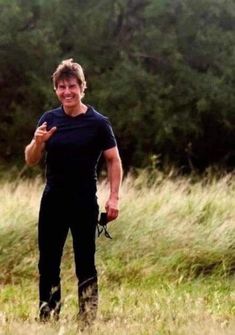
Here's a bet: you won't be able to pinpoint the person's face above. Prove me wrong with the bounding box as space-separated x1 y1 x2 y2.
55 77 83 109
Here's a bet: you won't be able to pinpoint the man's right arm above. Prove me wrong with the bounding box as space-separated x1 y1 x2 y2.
25 139 45 166
25 121 56 166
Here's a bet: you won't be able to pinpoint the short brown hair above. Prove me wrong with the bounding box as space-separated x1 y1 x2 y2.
52 58 87 94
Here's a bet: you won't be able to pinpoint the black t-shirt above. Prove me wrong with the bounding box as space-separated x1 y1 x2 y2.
37 105 117 193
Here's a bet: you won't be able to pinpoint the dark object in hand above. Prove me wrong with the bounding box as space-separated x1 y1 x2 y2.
99 212 108 226
97 212 112 239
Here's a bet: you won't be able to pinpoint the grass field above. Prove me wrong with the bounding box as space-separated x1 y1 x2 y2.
0 172 234 334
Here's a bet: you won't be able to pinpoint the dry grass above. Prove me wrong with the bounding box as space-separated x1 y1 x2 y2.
0 172 234 334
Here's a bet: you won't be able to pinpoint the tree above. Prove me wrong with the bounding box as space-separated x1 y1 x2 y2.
0 0 235 172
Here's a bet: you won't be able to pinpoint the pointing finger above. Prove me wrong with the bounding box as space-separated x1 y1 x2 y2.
38 122 47 130
48 126 57 135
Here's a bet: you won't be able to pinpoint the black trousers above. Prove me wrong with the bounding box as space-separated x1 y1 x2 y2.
38 186 99 320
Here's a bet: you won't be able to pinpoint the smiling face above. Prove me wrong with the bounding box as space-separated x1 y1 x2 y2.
55 77 84 110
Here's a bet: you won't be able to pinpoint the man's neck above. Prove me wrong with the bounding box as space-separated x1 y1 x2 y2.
63 103 88 117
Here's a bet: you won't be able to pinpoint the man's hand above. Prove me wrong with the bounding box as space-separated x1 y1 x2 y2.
105 197 119 222
25 122 57 166
34 122 57 145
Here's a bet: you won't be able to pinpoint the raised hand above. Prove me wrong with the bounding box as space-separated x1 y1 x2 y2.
34 122 57 145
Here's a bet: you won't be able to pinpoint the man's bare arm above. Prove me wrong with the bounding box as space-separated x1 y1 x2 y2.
103 146 123 222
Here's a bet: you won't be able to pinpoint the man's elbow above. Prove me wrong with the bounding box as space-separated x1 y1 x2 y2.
111 155 122 167
25 159 38 167
25 156 37 167
104 147 122 168
24 149 39 167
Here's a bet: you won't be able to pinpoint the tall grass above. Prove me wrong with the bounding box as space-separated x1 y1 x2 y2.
0 172 234 334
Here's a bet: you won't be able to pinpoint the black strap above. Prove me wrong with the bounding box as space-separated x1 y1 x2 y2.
97 223 112 239
97 213 112 239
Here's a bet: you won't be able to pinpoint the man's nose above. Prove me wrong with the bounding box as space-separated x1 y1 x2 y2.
64 86 71 94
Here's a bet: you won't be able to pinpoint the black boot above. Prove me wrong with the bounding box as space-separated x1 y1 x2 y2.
39 284 61 322
48 285 61 321
39 302 51 322
78 278 98 327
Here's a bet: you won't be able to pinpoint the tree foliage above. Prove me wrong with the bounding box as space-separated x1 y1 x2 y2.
0 0 235 172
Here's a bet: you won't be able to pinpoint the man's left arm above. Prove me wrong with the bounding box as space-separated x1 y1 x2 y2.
103 146 123 222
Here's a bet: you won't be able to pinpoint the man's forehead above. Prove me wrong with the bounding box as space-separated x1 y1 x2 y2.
57 77 78 85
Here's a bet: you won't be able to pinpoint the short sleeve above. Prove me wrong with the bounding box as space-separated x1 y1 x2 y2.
100 117 117 151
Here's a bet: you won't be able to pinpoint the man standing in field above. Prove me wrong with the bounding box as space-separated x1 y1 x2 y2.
25 59 122 325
